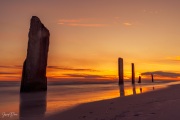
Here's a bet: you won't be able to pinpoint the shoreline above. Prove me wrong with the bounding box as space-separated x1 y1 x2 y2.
45 84 180 120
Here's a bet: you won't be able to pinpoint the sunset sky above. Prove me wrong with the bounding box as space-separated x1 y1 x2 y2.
1 0 180 81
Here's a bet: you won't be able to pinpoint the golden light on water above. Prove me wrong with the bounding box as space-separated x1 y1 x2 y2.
46 85 160 115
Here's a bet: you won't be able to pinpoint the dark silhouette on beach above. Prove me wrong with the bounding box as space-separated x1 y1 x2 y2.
151 74 154 82
131 63 135 84
138 76 141 83
118 58 124 85
20 16 50 92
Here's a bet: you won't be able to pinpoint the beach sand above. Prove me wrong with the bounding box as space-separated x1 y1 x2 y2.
46 84 180 120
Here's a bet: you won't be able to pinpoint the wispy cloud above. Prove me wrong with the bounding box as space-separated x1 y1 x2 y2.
114 17 133 27
47 66 99 72
58 19 81 23
0 72 19 75
0 65 98 72
143 9 159 14
58 18 108 27
58 18 135 27
166 56 180 62
0 66 21 80
142 71 180 78
123 22 132 26
0 65 22 69
64 23 107 27
63 73 114 79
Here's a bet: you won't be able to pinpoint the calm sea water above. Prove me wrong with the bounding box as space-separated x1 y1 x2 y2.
0 80 179 120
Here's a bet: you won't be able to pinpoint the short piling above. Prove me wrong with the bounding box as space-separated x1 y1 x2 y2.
132 63 135 84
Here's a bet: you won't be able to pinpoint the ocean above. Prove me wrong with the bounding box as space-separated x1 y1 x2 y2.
0 80 179 120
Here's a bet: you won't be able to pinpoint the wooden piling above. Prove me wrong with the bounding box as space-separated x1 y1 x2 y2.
132 63 135 84
118 58 124 85
138 76 141 83
151 74 154 82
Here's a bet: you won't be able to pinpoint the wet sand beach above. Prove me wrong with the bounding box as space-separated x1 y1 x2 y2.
46 84 180 120
0 81 179 120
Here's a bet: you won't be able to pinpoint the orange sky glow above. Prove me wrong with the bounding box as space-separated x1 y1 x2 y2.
1 0 180 81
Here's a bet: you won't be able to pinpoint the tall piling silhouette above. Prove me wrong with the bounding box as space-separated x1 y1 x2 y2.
131 63 135 84
138 76 141 83
151 74 154 82
118 58 124 85
20 16 49 92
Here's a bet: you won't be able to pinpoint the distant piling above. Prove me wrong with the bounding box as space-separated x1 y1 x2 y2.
132 84 136 95
118 58 124 85
131 63 135 84
151 74 154 82
138 76 141 83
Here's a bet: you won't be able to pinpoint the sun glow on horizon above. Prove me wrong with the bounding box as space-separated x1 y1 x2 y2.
1 63 180 81
1 0 180 81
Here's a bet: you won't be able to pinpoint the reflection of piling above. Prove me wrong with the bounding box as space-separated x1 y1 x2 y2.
132 63 135 84
140 88 142 93
151 74 154 82
132 84 136 95
118 58 124 85
119 85 125 97
20 92 47 120
138 76 141 83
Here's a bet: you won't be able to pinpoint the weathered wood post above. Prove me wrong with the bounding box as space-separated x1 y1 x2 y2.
151 74 154 82
20 16 50 92
132 63 135 84
118 58 124 85
138 76 141 83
